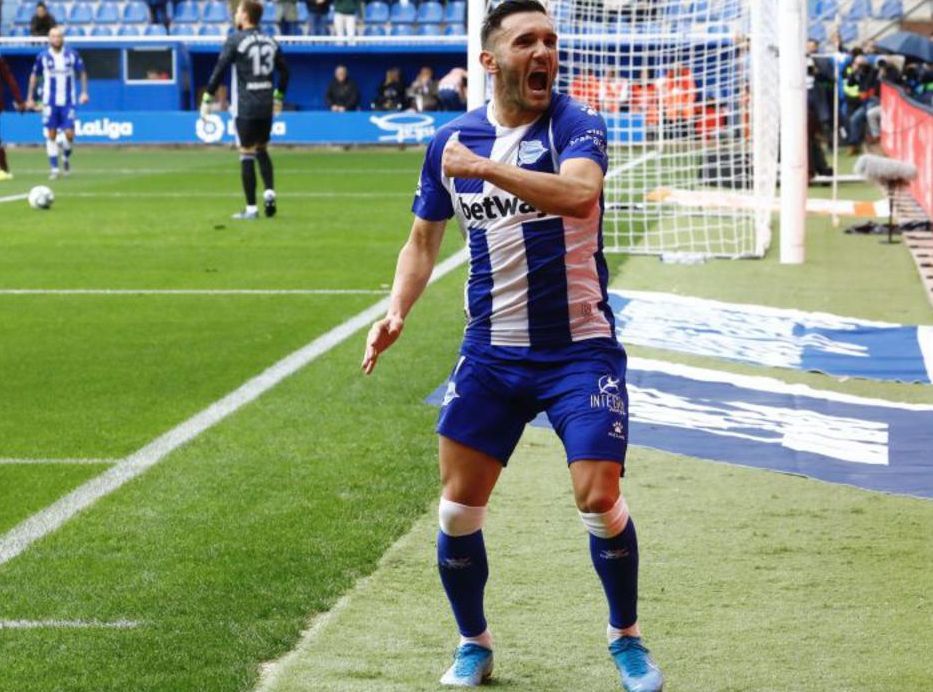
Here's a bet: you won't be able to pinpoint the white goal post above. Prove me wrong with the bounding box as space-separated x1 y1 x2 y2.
467 0 806 261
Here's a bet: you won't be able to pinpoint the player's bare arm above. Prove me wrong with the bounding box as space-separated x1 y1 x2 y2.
25 74 37 110
442 139 602 218
79 71 89 104
362 216 446 375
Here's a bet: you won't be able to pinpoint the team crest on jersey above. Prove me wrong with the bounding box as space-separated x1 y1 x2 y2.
517 139 548 166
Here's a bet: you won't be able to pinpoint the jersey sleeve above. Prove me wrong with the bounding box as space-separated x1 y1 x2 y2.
274 45 289 95
31 53 43 77
73 51 85 74
551 97 609 174
411 129 454 221
205 36 237 96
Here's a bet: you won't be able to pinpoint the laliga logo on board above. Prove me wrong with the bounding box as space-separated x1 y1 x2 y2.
196 114 225 144
75 118 134 140
369 112 436 143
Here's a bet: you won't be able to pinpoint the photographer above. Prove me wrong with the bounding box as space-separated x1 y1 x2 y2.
843 55 879 153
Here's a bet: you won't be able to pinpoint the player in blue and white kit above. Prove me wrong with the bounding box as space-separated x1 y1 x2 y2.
25 27 89 180
362 1 663 689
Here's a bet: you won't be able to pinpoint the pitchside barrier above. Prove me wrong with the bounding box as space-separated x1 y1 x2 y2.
881 80 933 221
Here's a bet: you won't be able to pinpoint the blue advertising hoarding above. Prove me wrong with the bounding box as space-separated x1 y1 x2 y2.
0 110 463 145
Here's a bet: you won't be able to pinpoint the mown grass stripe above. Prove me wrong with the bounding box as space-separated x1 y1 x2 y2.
0 289 390 296
0 247 468 568
0 619 140 630
0 458 120 465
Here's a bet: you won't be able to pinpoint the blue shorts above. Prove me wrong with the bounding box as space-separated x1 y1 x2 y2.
436 348 629 469
43 104 76 132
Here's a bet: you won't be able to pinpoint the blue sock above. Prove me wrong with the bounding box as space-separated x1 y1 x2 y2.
62 143 72 166
49 154 58 170
589 518 639 630
437 530 488 637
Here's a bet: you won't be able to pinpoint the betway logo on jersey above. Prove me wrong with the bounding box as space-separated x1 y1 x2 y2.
457 194 545 222
75 118 133 140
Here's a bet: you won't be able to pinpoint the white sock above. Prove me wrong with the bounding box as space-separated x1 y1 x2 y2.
245 204 258 214
607 624 625 644
264 189 276 201
460 629 493 650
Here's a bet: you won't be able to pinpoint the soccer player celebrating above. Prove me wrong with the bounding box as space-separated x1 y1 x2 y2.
25 27 88 180
0 53 26 181
201 0 289 221
362 1 663 689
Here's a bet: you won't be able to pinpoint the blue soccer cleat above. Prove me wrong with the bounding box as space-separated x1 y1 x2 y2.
440 643 494 687
609 636 663 692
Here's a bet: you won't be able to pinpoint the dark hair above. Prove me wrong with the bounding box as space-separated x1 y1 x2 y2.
481 0 548 48
240 0 263 26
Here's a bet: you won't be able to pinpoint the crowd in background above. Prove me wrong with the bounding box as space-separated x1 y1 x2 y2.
326 64 466 112
806 35 932 178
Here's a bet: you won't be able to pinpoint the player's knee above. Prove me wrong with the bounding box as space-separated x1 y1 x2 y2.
578 495 629 539
438 497 486 537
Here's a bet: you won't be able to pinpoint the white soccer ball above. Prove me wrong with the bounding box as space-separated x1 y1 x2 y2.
28 185 54 210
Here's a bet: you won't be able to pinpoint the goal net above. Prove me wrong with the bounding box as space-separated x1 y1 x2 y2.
549 0 780 258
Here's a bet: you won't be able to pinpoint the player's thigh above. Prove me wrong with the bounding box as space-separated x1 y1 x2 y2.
436 355 533 469
569 459 623 513
543 350 629 470
235 118 271 149
439 436 503 507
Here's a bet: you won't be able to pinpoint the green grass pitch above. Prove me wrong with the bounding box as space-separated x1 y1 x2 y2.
0 146 931 691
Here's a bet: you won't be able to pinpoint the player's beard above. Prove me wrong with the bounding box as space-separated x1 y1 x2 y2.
497 62 552 117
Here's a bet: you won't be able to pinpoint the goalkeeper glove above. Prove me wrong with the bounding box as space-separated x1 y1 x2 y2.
200 93 214 120
273 89 284 116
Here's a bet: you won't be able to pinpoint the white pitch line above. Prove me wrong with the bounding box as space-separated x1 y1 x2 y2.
0 193 28 204
0 247 469 568
605 150 659 181
0 619 140 629
0 289 389 296
61 192 410 199
15 168 417 176
0 458 119 465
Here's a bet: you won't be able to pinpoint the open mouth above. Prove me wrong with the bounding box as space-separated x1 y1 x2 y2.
527 70 549 94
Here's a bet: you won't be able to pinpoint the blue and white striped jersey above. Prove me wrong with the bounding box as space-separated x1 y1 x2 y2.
32 47 84 108
413 92 618 359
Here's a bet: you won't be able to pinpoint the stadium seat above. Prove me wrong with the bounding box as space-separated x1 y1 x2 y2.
444 0 465 23
261 3 276 23
68 3 93 24
416 21 441 34
94 3 121 23
363 23 387 35
389 22 413 34
877 0 903 18
172 1 199 23
296 3 308 22
443 22 465 35
47 3 67 21
117 24 143 35
838 19 858 44
844 0 871 20
364 1 389 23
170 21 198 34
260 22 277 34
144 23 168 35
62 24 87 35
416 1 442 23
202 2 229 23
389 3 415 23
122 2 149 23
807 20 827 43
198 23 224 34
9 24 30 36
89 24 114 35
14 4 33 25
816 0 837 18
807 0 820 19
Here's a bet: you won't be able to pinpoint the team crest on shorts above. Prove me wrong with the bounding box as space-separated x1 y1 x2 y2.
517 139 547 166
441 379 460 406
591 374 625 415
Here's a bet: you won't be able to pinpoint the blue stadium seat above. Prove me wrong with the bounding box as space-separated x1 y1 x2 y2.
202 2 229 22
123 1 149 23
144 23 168 35
117 24 143 35
198 23 223 34
364 1 389 23
816 0 837 18
260 22 277 34
62 24 86 35
443 0 465 23
706 23 729 34
170 22 199 34
807 0 820 19
444 22 465 35
389 22 413 34
261 3 276 23
709 2 740 21
416 21 440 34
416 1 442 23
363 23 387 35
389 3 415 23
9 25 30 36
838 19 858 44
844 0 871 20
877 0 903 18
296 3 308 22
94 3 120 23
808 20 827 43
14 4 33 25
172 1 200 23
47 3 67 21
89 24 114 35
68 2 93 23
